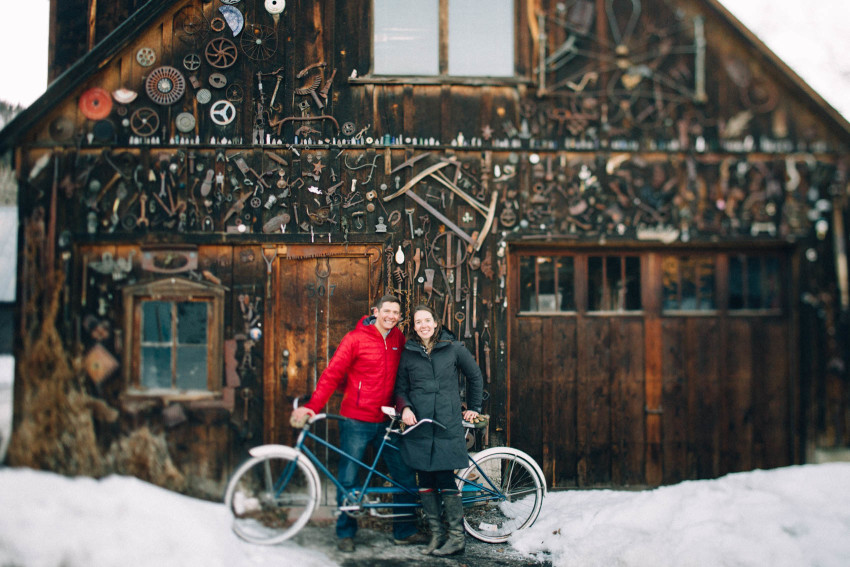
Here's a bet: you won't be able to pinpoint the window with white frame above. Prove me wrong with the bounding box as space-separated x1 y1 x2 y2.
373 0 514 77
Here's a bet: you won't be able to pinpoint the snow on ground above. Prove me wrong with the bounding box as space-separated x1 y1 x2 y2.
512 463 850 567
1 463 849 567
0 468 334 567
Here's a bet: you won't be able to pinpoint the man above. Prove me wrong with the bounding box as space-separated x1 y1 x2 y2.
289 295 425 552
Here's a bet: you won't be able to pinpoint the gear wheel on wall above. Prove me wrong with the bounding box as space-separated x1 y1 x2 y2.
130 107 160 137
145 66 187 105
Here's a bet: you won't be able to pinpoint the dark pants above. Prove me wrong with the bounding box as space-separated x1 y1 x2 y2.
336 418 419 540
417 469 457 491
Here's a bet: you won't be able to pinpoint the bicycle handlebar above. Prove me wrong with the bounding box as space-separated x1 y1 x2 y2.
399 418 447 435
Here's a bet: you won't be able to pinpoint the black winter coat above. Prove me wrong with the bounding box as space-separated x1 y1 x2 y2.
394 329 484 471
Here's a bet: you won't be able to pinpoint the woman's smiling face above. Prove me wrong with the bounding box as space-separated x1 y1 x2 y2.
413 309 437 342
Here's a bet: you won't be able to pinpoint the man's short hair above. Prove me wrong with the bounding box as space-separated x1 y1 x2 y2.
375 294 401 310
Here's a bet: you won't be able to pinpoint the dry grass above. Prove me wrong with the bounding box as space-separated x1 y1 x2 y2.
8 213 186 492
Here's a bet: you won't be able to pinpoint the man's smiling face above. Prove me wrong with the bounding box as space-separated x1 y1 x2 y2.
373 300 401 335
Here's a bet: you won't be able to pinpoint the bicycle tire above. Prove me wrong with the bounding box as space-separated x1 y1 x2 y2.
457 449 545 543
224 452 320 544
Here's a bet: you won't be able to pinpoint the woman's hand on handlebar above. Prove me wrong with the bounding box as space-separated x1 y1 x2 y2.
401 407 417 426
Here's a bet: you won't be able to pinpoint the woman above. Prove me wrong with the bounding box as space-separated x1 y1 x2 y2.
395 304 483 556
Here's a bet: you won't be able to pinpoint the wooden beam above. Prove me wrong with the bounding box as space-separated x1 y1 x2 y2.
87 0 98 51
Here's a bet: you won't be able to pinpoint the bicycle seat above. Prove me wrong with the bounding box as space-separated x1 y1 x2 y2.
381 406 397 418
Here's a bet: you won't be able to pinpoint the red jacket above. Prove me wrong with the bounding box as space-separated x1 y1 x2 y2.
304 315 405 422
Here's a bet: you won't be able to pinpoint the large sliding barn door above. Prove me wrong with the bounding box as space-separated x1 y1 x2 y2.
263 244 382 448
507 246 797 489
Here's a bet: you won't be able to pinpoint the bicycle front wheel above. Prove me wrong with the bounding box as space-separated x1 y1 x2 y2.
224 453 319 544
457 451 545 543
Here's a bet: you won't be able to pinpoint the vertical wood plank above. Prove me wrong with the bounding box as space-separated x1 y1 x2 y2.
686 317 720 479
644 317 663 486
722 319 753 474
754 320 790 469
578 318 610 485
611 318 645 486
662 318 688 484
550 317 577 487
511 317 544 470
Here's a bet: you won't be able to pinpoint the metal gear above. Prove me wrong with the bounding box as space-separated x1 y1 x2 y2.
145 66 187 105
130 107 160 137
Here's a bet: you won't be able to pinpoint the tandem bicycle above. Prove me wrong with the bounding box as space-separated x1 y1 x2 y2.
224 400 547 545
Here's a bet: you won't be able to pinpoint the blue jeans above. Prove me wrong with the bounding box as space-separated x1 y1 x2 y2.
336 418 419 540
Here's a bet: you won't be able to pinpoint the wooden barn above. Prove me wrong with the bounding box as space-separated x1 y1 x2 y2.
1 0 848 497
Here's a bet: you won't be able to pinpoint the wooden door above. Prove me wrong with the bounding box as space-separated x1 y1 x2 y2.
263 244 382 448
507 246 797 489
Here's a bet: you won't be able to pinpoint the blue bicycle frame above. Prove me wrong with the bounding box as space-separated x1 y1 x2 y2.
284 413 505 516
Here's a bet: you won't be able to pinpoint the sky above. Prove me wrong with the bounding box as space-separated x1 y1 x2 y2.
1 457 849 566
0 0 848 121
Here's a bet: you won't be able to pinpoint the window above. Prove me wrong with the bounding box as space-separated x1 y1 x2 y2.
662 256 716 311
518 253 640 313
122 278 224 396
519 256 575 312
373 0 514 77
729 254 781 311
587 256 641 312
141 300 209 390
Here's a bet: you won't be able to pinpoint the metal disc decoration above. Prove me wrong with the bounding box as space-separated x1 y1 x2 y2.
112 88 138 104
183 53 201 71
226 83 244 102
196 89 212 104
240 23 276 61
210 100 237 126
205 37 238 69
130 107 160 137
174 5 209 47
219 5 244 36
209 72 228 89
265 0 285 14
136 47 157 67
221 0 241 4
79 87 113 120
49 116 75 142
145 66 186 105
175 112 197 133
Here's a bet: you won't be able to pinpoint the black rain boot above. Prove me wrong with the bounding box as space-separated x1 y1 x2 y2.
432 490 465 556
418 490 445 555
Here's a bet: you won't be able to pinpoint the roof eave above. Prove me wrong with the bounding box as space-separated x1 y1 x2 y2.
703 0 850 145
0 0 173 154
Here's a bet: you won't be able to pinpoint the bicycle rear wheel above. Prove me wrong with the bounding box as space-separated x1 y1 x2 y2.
224 453 319 544
457 450 545 543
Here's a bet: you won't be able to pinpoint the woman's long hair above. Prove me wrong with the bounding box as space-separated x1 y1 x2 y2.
408 304 442 351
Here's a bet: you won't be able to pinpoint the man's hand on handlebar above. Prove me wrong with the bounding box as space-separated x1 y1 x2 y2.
401 406 417 426
290 406 316 428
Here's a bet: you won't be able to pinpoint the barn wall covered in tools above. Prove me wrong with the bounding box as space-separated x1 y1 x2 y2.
2 0 849 496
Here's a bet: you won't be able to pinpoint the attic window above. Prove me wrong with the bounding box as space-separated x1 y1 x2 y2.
373 0 514 78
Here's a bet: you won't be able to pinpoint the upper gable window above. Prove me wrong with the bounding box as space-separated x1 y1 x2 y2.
373 0 514 78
